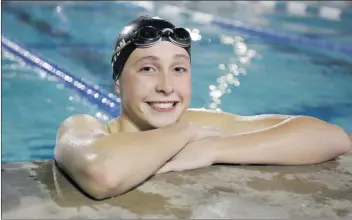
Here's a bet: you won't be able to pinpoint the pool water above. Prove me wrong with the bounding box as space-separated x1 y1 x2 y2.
2 1 352 163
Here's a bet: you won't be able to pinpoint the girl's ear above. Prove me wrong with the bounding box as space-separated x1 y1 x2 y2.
115 80 120 94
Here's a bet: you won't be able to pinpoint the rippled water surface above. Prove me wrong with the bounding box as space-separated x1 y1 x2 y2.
2 1 352 163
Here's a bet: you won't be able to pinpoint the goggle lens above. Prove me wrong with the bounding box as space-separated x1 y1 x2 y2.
137 26 159 40
174 28 191 41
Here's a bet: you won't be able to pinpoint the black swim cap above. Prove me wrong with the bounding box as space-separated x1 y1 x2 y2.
111 15 191 81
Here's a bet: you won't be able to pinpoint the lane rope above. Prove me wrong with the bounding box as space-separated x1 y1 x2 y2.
1 35 121 117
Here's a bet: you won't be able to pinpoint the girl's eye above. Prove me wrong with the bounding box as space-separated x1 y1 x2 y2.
174 67 187 73
139 66 155 72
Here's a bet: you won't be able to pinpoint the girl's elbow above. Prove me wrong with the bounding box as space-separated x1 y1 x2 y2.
328 125 352 157
84 162 125 200
306 116 351 156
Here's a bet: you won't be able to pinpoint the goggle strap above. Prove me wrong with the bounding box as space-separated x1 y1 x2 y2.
112 40 132 58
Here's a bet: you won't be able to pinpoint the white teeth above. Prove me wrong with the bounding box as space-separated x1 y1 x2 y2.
150 102 174 109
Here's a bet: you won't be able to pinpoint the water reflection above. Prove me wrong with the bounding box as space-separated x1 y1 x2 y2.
95 111 110 122
207 34 258 111
186 28 202 41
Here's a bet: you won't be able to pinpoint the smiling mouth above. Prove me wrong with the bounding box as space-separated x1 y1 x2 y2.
146 101 179 112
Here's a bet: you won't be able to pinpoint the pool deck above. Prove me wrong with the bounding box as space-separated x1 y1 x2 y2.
2 154 352 219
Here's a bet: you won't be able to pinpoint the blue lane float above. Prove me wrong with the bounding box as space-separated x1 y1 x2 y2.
1 36 121 117
114 1 352 55
210 18 352 55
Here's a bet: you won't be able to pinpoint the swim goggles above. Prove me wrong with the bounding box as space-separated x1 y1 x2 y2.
111 26 191 60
